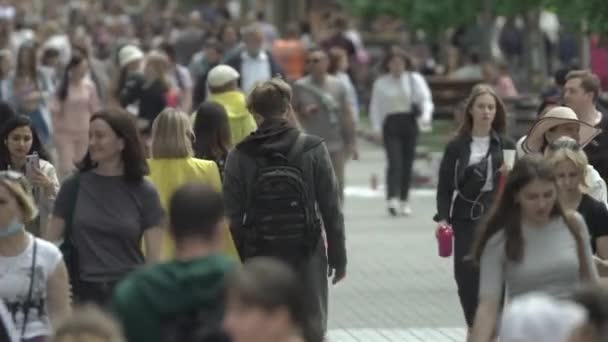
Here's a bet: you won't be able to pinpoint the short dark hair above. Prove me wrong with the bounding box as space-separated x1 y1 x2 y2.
77 109 149 182
566 70 601 101
227 258 312 340
169 183 224 241
382 46 413 72
247 78 292 119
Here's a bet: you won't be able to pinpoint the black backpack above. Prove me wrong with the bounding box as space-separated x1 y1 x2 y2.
159 297 229 342
241 134 321 267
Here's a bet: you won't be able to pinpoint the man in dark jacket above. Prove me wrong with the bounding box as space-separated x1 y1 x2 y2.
111 183 235 342
225 23 282 94
564 70 608 186
223 78 346 342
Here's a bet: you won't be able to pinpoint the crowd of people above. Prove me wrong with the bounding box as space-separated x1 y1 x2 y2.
0 1 606 342
435 68 608 342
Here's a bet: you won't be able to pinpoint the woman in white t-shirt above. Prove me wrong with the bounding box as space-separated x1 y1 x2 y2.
0 171 69 341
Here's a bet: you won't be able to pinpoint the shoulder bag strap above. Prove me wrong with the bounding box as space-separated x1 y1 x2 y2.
64 175 81 241
20 239 37 339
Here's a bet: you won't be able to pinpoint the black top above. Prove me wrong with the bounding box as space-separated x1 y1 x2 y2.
577 193 608 254
584 106 608 184
435 131 515 222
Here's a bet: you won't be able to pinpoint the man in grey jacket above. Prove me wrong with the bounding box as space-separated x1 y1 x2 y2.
223 78 347 342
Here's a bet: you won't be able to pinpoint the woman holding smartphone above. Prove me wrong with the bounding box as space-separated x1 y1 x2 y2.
0 115 58 236
435 84 512 339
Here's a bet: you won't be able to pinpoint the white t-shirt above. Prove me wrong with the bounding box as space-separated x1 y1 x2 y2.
0 234 62 339
469 136 491 165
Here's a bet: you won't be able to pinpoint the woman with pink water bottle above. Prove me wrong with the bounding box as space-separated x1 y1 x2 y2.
435 84 513 340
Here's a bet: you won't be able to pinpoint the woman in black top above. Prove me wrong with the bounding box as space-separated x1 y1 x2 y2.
192 101 232 179
545 136 608 258
435 84 513 335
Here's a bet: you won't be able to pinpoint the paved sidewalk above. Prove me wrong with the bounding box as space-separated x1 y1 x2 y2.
326 142 466 341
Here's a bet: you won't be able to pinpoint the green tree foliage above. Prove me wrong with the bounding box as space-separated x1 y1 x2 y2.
341 0 608 37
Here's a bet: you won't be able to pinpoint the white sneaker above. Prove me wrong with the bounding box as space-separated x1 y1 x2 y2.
400 202 412 216
387 198 399 216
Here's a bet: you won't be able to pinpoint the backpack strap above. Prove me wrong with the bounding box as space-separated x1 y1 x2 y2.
286 133 307 164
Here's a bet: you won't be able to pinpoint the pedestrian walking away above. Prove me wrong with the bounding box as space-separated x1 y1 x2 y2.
370 47 433 216
147 108 238 261
223 78 347 342
192 101 232 179
471 155 598 342
435 84 512 336
112 183 234 342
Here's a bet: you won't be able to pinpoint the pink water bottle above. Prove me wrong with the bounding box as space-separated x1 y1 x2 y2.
436 223 454 258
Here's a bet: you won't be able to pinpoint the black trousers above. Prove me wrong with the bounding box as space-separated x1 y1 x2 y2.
383 113 419 201
452 217 480 327
76 279 121 308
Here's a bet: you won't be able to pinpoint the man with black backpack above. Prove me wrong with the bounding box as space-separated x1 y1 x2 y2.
223 78 347 342
111 183 234 342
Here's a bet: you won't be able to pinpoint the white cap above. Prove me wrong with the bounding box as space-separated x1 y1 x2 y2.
207 64 240 88
118 45 144 68
500 293 587 342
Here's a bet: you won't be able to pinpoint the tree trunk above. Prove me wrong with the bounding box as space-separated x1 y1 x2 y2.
522 9 547 92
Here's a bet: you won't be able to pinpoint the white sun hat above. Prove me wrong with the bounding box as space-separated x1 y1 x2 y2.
523 106 601 154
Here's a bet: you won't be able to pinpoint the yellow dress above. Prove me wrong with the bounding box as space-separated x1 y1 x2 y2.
147 157 239 261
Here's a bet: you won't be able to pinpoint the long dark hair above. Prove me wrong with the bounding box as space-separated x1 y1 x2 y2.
58 52 86 101
0 115 50 170
193 102 231 160
459 84 507 136
15 42 39 82
472 155 587 267
77 109 149 182
227 258 316 342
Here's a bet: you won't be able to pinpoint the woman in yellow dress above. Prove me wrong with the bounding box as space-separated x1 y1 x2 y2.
148 108 239 260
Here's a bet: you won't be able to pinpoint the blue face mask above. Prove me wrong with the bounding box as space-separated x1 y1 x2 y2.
0 217 25 238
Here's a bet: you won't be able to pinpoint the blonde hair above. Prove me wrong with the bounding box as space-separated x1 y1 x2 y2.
144 50 171 87
0 175 38 224
151 108 193 159
52 305 125 342
545 136 589 189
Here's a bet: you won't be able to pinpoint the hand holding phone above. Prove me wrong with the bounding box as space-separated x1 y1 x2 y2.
25 153 40 179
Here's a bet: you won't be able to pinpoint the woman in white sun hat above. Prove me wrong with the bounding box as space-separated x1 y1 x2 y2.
111 44 145 110
523 106 606 206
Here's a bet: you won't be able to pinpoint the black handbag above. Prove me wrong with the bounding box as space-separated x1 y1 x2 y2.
58 175 81 300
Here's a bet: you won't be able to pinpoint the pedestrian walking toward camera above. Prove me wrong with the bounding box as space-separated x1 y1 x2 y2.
0 171 70 342
435 84 513 336
292 48 358 201
370 47 434 216
471 155 598 342
112 183 234 342
545 137 608 268
0 116 59 237
44 109 164 306
223 78 347 342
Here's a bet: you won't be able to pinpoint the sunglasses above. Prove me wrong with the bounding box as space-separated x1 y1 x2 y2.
307 58 322 64
546 138 581 152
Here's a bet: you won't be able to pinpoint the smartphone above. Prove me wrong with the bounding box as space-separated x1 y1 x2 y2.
25 153 40 178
